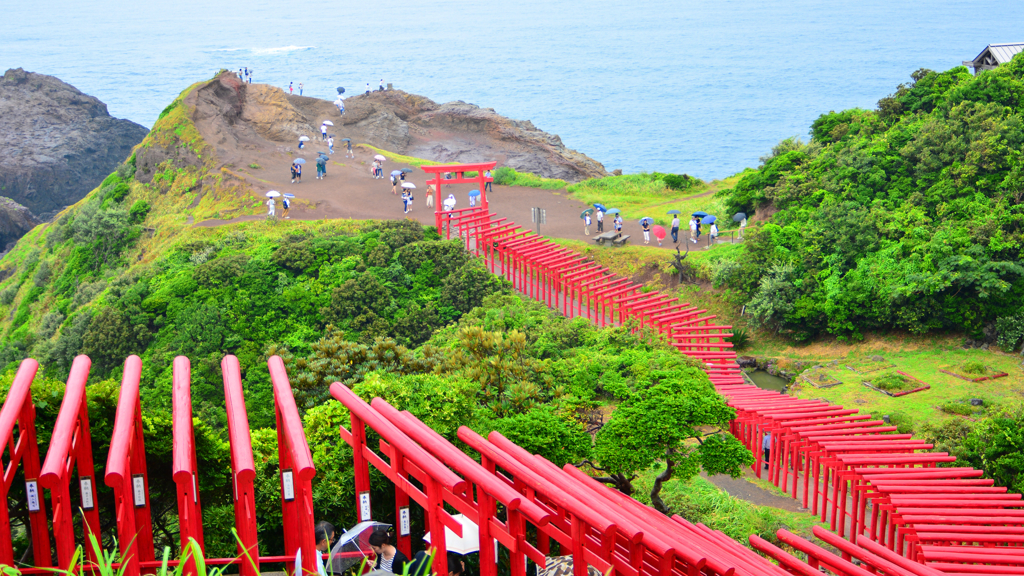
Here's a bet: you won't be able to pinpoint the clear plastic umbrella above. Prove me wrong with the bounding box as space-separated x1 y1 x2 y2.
322 120 335 126
329 521 392 574
402 182 416 189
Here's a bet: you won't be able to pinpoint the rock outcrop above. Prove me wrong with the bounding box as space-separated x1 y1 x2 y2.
0 68 149 218
0 197 39 251
283 86 608 182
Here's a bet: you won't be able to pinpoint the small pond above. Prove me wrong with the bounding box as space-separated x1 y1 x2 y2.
747 370 789 392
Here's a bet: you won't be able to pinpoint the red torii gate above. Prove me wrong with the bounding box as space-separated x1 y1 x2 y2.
421 162 496 234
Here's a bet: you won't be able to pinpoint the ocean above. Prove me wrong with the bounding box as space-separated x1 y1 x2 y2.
4 0 1023 180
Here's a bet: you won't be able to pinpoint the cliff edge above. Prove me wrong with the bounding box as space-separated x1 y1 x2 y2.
0 68 149 219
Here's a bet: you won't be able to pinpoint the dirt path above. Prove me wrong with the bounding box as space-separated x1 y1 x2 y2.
192 133 730 252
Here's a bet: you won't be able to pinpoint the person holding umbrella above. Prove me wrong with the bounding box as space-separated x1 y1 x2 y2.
401 189 412 214
584 211 592 235
689 216 698 243
710 219 719 243
293 159 303 183
596 207 604 233
316 155 327 180
641 218 651 244
266 195 276 218
614 214 623 236
391 173 398 194
368 530 408 575
328 135 334 154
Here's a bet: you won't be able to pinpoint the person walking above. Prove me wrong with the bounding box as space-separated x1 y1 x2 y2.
710 221 719 244
289 82 293 94
335 97 345 115
762 432 772 470
365 82 371 95
316 157 325 180
671 215 680 243
739 216 748 239
290 163 297 184
266 197 276 217
391 174 398 194
484 169 493 194
695 219 702 242
328 136 334 154
299 82 304 96
282 196 291 218
294 161 302 183
401 190 411 214
642 219 651 244
689 217 698 244
596 209 604 232
584 213 592 236
321 123 328 141
346 139 354 158
426 185 435 208
379 79 386 91
298 137 304 150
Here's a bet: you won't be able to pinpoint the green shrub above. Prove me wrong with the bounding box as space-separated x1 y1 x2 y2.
725 328 750 351
491 166 566 189
248 163 261 169
873 372 911 391
959 361 988 375
0 283 19 305
129 200 150 223
887 411 915 435
942 402 974 416
996 312 1024 352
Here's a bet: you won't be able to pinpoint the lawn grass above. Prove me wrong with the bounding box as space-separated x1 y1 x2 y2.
493 166 567 190
776 344 1024 430
566 173 743 227
355 144 444 169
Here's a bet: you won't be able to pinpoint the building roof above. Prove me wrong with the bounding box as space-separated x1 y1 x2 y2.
971 42 1024 65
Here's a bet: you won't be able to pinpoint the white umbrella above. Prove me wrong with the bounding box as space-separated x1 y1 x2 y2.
374 154 386 161
299 136 310 142
402 182 416 189
423 514 477 555
266 191 281 198
322 120 334 126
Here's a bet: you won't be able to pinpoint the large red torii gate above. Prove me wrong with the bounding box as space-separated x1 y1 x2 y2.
421 162 496 236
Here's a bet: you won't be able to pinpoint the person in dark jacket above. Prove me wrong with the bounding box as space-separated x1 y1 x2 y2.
369 530 408 574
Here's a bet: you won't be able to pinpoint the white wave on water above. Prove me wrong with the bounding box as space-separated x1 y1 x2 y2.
211 46 315 55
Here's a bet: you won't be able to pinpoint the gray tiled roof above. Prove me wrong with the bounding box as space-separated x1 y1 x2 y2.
972 43 1024 64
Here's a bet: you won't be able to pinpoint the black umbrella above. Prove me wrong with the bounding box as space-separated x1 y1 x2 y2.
732 212 747 222
337 87 345 94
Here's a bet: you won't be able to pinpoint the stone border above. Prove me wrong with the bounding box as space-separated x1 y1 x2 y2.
801 372 843 389
938 366 1009 383
862 371 931 397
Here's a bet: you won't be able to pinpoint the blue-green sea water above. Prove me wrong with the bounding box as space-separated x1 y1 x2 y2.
4 0 1023 179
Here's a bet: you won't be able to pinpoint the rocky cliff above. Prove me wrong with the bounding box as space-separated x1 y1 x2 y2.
280 86 609 181
0 68 149 219
0 197 39 252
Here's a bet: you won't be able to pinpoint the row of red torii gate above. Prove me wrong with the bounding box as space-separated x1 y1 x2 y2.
1 162 1020 576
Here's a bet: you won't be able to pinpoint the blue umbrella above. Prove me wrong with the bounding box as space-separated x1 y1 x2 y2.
667 209 681 215
468 189 481 197
732 212 747 222
594 203 607 211
293 158 306 164
605 208 620 215
391 170 402 176
283 193 296 199
692 211 708 217
701 215 717 224
638 217 652 225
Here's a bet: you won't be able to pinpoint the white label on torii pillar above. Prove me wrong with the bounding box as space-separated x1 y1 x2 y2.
132 474 147 507
399 506 410 536
282 470 295 501
359 491 371 521
80 477 95 510
25 480 40 512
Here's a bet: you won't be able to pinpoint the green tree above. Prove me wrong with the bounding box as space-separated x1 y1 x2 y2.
590 371 752 513
491 404 591 466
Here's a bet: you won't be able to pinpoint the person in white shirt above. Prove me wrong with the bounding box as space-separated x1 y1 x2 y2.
328 136 334 154
266 198 276 217
365 82 371 95
321 123 328 141
315 521 335 576
710 221 719 243
379 79 386 91
671 215 680 243
596 209 604 232
689 217 698 244
739 217 748 239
